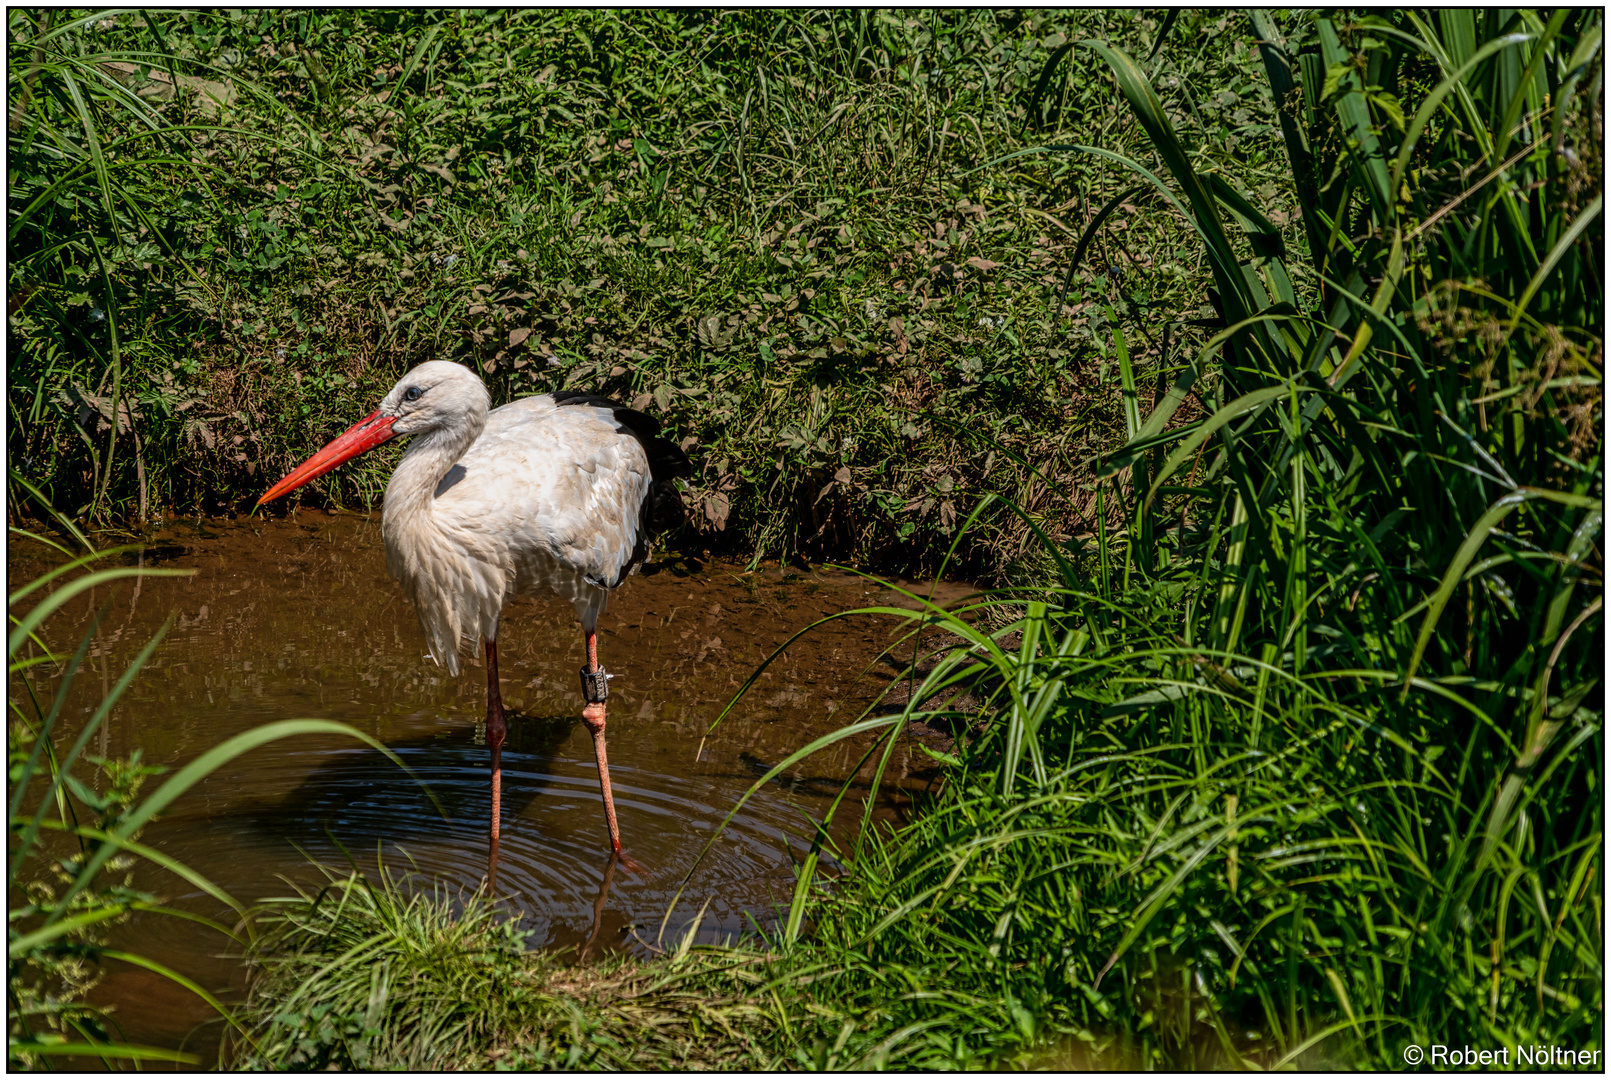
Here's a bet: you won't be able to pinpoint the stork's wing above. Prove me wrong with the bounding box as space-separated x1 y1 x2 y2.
438 393 686 593
552 391 690 535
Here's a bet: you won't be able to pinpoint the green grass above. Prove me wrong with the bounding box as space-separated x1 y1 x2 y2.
230 859 794 1070
744 10 1604 1068
231 861 556 1071
736 10 1603 1068
8 8 1294 574
14 8 1601 1072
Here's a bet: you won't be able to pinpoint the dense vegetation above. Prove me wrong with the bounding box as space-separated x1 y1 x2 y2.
9 6 1601 1072
9 7 1276 572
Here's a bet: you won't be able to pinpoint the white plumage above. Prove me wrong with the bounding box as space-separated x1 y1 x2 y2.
259 359 687 859
377 363 658 674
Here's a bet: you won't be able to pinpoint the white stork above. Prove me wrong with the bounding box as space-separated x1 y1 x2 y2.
258 360 688 858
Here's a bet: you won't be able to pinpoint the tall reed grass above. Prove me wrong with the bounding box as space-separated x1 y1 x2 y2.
233 9 1600 1070
686 8 1603 1068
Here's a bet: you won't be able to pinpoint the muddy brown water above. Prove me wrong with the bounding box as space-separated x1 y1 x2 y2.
9 512 973 1064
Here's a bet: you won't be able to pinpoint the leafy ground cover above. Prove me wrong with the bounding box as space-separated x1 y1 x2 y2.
10 6 1601 1072
10 8 1290 573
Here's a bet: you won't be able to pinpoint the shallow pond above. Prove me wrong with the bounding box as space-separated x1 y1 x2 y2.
9 512 969 1063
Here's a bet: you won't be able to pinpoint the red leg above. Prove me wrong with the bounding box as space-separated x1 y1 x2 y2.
579 629 623 854
486 637 507 847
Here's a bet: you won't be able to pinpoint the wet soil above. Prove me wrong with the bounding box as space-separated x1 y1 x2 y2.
7 512 977 1064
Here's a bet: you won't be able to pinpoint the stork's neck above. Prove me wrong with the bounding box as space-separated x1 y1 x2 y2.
382 408 485 524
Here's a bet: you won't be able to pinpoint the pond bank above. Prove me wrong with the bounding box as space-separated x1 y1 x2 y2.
9 511 975 1065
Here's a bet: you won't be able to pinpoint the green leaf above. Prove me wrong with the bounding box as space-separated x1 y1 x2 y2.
1080 40 1253 325
37 720 429 937
1400 493 1532 696
7 469 96 553
100 949 249 1039
1095 816 1251 988
1111 308 1141 441
7 544 152 608
1320 60 1353 104
1388 32 1535 199
1498 194 1603 348
659 713 901 944
1132 379 1301 514
7 1038 199 1063
45 824 250 933
1316 19 1393 218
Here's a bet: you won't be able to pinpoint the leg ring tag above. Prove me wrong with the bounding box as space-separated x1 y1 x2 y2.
580 666 609 704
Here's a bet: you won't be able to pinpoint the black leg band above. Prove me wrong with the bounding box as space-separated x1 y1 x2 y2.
580 666 609 704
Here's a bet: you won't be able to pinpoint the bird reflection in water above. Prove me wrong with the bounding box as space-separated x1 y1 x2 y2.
578 852 621 963
483 818 620 961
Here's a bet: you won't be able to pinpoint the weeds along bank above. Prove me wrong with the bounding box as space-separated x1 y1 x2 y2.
10 9 1283 572
9 8 1602 1072
233 9 1603 1071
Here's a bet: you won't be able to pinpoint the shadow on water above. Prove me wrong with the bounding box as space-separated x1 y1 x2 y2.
8 513 975 1064
217 712 579 849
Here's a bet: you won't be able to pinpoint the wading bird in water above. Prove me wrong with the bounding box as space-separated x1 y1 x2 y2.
257 360 688 862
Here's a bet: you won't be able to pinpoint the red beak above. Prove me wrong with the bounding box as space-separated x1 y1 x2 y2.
257 410 398 506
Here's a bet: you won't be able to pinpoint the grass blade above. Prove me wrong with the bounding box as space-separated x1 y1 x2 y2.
42 720 424 932
1400 493 1530 696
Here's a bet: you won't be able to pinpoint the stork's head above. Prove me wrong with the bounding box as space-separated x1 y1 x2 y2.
376 360 491 438
257 361 490 506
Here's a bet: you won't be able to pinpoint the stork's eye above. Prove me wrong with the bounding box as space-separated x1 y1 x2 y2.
404 386 423 402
